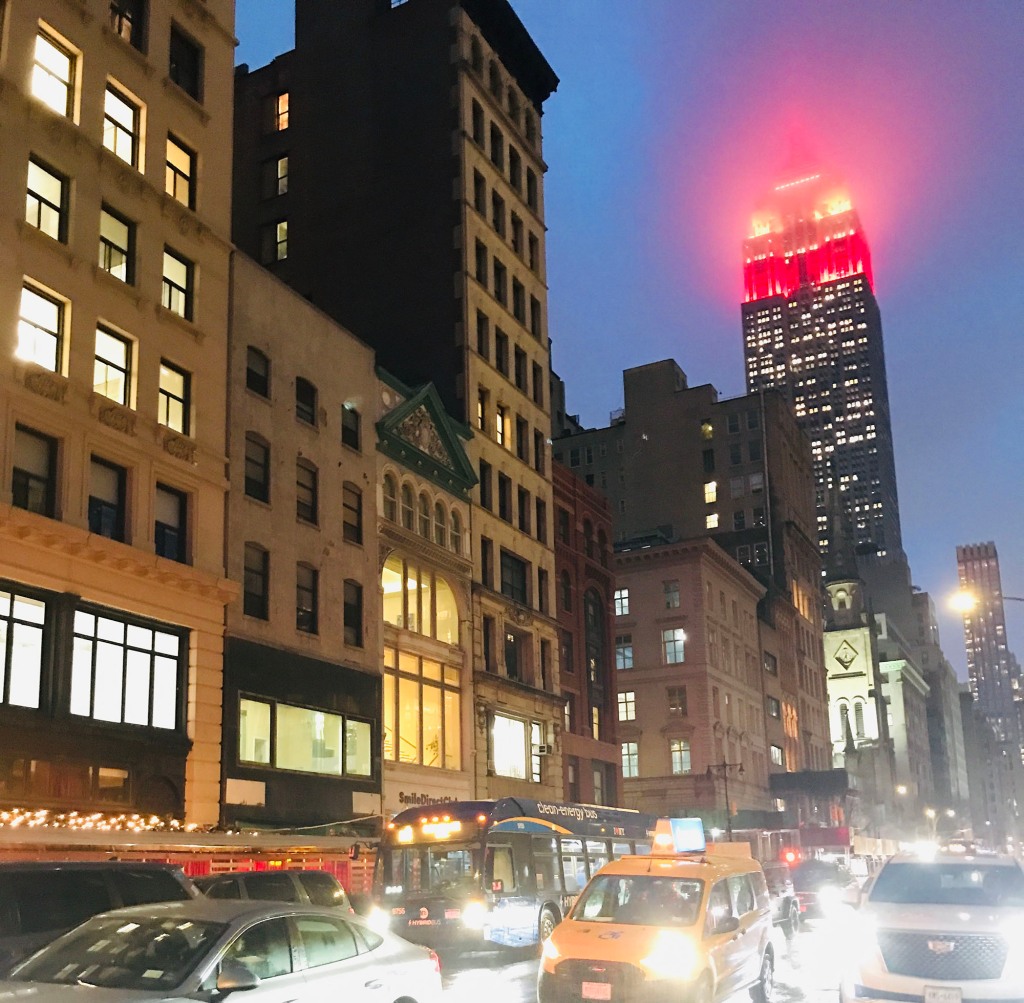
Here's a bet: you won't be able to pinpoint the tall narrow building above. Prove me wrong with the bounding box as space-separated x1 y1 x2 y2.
956 542 1024 751
232 0 566 802
742 172 902 560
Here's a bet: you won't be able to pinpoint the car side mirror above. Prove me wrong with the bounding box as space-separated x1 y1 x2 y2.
217 960 260 994
716 914 740 935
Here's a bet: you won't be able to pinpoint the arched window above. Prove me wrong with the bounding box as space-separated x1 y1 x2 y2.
560 571 572 612
418 493 431 537
488 60 501 97
295 377 317 425
450 511 462 555
381 554 459 646
401 484 414 530
854 700 865 738
584 590 605 685
433 502 447 547
597 529 609 568
583 520 595 559
839 701 850 736
470 36 483 74
383 474 397 522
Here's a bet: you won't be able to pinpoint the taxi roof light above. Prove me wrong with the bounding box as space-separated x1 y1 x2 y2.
652 818 707 855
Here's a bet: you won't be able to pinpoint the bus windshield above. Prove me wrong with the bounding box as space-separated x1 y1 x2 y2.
380 841 482 897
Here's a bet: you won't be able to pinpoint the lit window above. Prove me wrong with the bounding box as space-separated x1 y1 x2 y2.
161 248 192 319
165 135 194 208
382 645 461 770
17 284 63 372
261 221 288 263
262 156 288 199
662 627 686 664
266 92 289 132
93 327 131 405
617 691 636 722
99 206 134 283
109 1 144 49
381 555 459 645
706 513 719 529
492 713 528 780
615 634 633 670
0 589 46 708
26 158 67 241
614 588 629 616
670 739 691 775
770 744 785 767
103 84 141 167
621 741 639 779
70 608 183 728
767 696 781 719
158 360 190 434
32 29 75 117
704 480 717 504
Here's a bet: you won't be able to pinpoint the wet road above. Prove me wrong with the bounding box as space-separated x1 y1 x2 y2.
441 915 848 1003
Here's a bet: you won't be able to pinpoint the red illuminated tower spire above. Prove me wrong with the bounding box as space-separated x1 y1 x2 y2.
741 170 902 561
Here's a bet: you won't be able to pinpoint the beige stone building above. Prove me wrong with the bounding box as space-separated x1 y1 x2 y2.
222 254 381 832
377 373 477 819
0 0 235 824
614 538 770 824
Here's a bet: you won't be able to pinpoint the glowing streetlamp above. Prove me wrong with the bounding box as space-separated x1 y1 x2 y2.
951 589 1024 613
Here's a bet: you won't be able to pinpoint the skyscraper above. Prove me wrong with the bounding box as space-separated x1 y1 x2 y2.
742 172 902 560
957 542 1024 748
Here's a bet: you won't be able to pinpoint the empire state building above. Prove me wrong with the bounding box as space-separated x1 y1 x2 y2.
741 172 902 559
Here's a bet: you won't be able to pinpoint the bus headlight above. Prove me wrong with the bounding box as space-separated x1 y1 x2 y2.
462 900 488 929
367 906 391 933
641 931 700 981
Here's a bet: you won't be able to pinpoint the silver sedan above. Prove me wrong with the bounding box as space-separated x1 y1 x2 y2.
0 898 444 1002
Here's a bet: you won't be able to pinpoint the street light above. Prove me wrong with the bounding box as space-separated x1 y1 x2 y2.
951 590 1024 613
706 761 744 841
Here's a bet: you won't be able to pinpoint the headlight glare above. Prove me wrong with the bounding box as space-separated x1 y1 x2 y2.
462 900 487 929
641 931 700 981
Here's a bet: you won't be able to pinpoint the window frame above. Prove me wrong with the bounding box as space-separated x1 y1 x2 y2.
12 424 58 518
98 204 135 284
244 434 270 503
154 482 187 563
168 23 203 102
165 134 195 209
341 405 360 450
26 156 68 242
246 347 270 397
296 563 319 634
295 377 317 425
17 283 65 373
87 455 127 541
342 481 362 544
343 580 363 647
161 247 193 320
158 359 191 435
93 326 132 406
32 27 76 118
295 459 318 525
243 543 269 619
102 82 142 168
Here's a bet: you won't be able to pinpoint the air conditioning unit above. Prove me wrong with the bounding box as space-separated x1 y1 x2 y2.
536 744 553 756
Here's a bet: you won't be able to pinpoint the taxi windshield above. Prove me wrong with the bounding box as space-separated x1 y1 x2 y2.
573 875 703 927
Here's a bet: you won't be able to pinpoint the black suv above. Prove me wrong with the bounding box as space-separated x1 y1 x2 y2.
194 869 352 911
0 861 197 974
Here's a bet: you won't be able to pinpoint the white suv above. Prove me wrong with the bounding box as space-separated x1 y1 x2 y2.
840 850 1024 1003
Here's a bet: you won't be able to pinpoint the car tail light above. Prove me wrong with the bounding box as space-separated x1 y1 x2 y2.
428 949 441 975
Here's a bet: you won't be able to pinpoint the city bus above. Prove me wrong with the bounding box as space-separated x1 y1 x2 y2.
372 797 656 950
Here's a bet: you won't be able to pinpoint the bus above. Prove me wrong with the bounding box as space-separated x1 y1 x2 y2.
372 797 656 950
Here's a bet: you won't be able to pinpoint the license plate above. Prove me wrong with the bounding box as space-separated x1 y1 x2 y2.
581 982 612 1000
924 988 961 1003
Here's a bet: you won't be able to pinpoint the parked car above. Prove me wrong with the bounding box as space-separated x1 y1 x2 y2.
194 869 352 912
762 860 801 934
791 858 860 917
0 899 443 1003
840 848 1024 1003
0 861 197 975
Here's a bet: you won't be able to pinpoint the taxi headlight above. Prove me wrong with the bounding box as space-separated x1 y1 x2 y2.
640 931 700 981
541 935 561 974
462 900 487 929
366 906 391 934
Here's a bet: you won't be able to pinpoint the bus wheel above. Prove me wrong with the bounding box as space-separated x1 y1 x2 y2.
539 906 560 943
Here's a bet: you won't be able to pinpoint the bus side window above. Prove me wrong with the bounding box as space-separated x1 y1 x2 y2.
586 839 610 876
612 842 632 860
489 846 515 893
534 852 559 893
560 838 586 893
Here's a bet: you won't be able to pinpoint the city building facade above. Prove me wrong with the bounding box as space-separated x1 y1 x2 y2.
223 255 380 832
1 0 236 824
231 0 565 801
553 463 620 806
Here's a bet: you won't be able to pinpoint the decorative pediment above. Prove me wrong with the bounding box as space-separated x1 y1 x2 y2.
376 371 477 498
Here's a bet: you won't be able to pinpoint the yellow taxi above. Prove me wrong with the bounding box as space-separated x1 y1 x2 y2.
538 818 774 1003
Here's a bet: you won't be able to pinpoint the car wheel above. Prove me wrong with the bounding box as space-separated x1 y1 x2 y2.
539 906 560 943
784 901 800 936
750 950 774 1003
